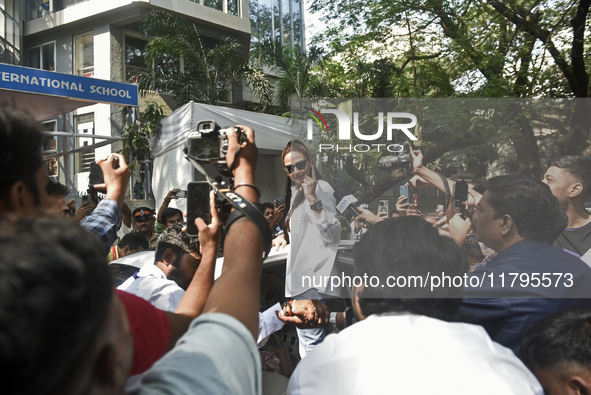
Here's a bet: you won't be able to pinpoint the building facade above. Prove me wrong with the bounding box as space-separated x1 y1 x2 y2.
0 0 22 64
2 0 304 199
249 0 305 49
15 0 251 195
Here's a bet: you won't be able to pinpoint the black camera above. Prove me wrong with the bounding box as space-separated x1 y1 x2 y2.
185 120 247 176
379 142 412 171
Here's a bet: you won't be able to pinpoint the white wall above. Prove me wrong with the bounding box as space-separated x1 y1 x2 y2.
257 154 285 203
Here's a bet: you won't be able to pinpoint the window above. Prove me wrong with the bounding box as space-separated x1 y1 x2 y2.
74 32 93 77
204 0 223 11
42 121 57 153
124 36 148 82
249 0 273 43
42 121 58 177
227 0 238 15
28 42 55 71
1 0 20 64
75 113 94 173
26 0 89 21
25 0 49 21
201 0 239 14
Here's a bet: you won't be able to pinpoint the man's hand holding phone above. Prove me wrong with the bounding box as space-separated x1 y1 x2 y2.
95 154 130 208
195 190 221 254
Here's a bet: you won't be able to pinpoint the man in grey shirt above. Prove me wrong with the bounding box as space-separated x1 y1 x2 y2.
542 155 591 257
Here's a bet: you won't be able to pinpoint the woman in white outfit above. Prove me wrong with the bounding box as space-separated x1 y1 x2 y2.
275 139 341 358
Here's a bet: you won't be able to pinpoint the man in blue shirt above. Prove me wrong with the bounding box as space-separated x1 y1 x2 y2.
461 175 591 354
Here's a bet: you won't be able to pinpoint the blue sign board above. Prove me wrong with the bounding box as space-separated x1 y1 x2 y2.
0 63 138 107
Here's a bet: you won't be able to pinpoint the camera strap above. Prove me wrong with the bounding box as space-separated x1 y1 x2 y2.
184 152 272 259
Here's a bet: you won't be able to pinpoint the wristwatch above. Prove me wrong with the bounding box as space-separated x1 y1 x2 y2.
310 200 323 211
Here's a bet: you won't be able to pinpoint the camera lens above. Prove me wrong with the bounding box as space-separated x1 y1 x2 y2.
379 153 411 171
379 155 401 170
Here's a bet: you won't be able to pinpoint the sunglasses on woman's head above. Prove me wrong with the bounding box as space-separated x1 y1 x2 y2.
284 160 308 174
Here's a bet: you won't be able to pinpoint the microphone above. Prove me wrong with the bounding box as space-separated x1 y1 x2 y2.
334 192 370 227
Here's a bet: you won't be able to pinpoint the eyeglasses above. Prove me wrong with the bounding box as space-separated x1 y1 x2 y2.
283 160 308 174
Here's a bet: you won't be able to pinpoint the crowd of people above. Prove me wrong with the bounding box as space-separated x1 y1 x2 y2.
1 103 591 394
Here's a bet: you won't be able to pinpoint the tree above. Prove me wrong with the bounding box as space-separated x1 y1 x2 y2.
138 10 273 109
250 38 327 111
307 0 590 176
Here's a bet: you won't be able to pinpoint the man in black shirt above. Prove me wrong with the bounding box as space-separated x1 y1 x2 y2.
542 155 591 257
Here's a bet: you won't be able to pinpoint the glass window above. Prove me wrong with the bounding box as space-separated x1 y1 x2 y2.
281 0 292 46
204 0 223 11
227 0 238 15
42 42 54 70
292 0 302 49
74 31 94 77
0 12 5 36
125 36 148 82
42 121 59 178
42 121 58 153
75 113 94 173
26 0 40 21
249 0 273 43
53 0 64 12
5 16 14 45
273 0 281 41
28 42 55 71
28 47 41 69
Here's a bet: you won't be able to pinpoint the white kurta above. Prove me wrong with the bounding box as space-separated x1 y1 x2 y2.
117 264 184 312
285 180 341 297
288 313 543 395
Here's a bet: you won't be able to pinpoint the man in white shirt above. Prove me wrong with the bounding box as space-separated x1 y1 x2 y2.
118 224 201 312
119 220 288 346
286 217 543 395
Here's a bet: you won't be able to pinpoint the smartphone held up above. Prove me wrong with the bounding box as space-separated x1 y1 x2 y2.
186 182 212 237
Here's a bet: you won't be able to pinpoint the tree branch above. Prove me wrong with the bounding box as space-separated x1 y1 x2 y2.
487 0 580 96
342 156 371 186
570 0 590 97
425 0 502 80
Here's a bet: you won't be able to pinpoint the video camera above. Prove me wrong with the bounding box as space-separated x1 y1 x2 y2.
185 120 248 177
379 142 412 171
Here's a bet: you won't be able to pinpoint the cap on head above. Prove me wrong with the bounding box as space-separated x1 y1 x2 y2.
132 206 154 221
158 223 200 254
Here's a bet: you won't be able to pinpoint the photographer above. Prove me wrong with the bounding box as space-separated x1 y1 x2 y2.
156 188 183 232
77 153 131 252
0 123 267 394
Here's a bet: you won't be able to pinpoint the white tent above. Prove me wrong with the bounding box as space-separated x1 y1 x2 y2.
151 101 302 212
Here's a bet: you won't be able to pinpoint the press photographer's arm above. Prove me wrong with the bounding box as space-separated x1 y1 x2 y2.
201 125 263 339
409 147 482 209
